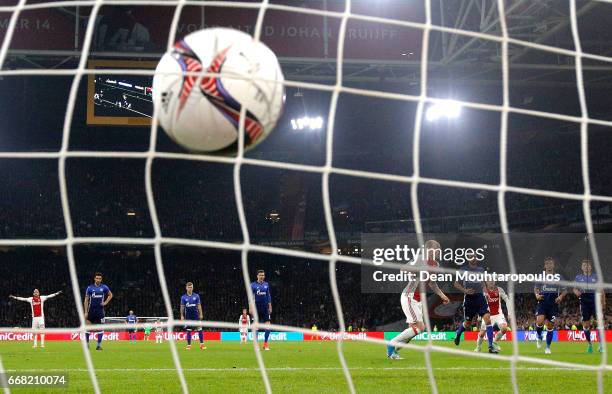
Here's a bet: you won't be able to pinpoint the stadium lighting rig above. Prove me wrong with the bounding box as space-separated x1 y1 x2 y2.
290 116 324 131
425 100 462 122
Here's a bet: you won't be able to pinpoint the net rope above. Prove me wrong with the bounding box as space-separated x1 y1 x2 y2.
0 1 610 393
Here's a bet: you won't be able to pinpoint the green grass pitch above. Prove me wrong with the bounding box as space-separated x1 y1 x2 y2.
2 340 611 393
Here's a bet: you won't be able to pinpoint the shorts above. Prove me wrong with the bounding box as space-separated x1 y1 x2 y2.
463 294 490 321
127 328 136 333
255 304 271 322
239 328 248 333
32 316 45 330
87 310 105 325
535 301 557 322
401 293 422 325
580 298 596 322
481 313 507 330
144 329 152 335
184 316 202 331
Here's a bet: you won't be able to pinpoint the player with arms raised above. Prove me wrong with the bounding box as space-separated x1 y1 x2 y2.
238 308 251 344
84 272 113 350
387 240 450 359
9 289 62 348
475 280 511 352
534 257 567 354
573 259 606 353
250 270 272 350
180 282 206 350
454 258 498 353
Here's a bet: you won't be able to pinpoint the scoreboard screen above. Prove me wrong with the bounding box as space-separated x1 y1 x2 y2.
87 60 157 126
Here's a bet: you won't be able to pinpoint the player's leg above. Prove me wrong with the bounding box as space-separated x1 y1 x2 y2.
581 301 594 353
544 317 555 354
32 318 38 348
39 319 45 348
535 313 546 349
186 327 192 349
388 296 423 359
475 319 486 352
263 321 271 350
454 301 473 346
95 316 105 350
198 329 206 350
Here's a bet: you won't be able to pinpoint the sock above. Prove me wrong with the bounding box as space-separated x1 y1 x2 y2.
41 334 45 347
264 329 270 344
495 331 504 342
391 326 419 352
546 329 553 348
476 336 483 348
33 335 37 347
584 329 591 343
85 332 90 344
536 324 544 340
486 325 494 348
456 323 466 338
97 332 103 347
198 330 204 344
186 331 192 346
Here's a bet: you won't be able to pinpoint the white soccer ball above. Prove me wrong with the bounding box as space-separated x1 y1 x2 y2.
152 28 285 153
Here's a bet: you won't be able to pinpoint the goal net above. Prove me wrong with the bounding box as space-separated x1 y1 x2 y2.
0 0 611 393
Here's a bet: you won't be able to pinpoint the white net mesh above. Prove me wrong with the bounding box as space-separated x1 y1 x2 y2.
1 1 612 393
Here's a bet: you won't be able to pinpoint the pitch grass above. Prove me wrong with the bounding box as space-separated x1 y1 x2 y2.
2 340 611 393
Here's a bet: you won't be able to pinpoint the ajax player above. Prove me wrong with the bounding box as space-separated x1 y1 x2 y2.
250 270 272 350
9 289 62 348
154 319 164 344
475 281 511 352
453 258 498 353
84 272 113 350
534 257 567 354
573 259 606 353
238 308 251 344
387 240 450 360
180 282 206 350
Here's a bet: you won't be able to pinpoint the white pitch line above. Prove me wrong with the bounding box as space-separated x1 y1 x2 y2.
3 367 606 373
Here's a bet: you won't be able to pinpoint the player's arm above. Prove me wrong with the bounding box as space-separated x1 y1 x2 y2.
42 290 62 301
83 295 90 321
180 305 185 320
247 315 251 328
428 280 450 304
267 288 272 314
555 287 568 304
9 295 31 302
197 303 203 320
498 287 514 317
534 285 544 301
102 287 113 306
454 279 473 295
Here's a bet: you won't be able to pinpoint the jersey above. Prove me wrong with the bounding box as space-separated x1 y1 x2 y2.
250 281 272 306
459 264 489 320
401 259 438 301
154 323 163 333
181 293 201 320
238 314 251 329
13 292 60 319
484 286 509 316
535 274 565 321
126 314 137 324
575 273 598 298
459 264 485 294
85 284 111 313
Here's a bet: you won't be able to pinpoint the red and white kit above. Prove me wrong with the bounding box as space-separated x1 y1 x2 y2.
238 314 251 342
13 291 61 330
401 259 439 324
481 286 509 329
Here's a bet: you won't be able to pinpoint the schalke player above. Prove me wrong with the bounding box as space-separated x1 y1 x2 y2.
454 258 498 353
84 272 113 350
250 270 272 350
534 257 567 354
180 282 206 350
573 259 605 353
126 310 138 342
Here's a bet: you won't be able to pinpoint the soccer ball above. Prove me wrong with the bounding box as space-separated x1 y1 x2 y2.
152 28 285 153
